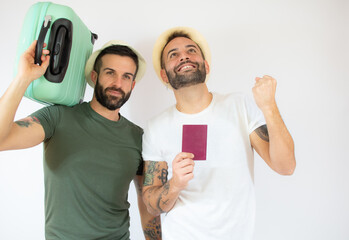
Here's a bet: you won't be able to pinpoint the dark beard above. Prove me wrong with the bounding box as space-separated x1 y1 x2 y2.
94 78 132 110
165 60 206 90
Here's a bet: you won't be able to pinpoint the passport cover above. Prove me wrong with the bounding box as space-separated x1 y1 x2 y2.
182 125 207 160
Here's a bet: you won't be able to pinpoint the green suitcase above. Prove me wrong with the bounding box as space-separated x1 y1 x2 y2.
14 2 98 106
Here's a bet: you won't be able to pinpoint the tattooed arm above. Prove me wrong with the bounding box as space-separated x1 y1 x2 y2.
134 175 162 240
0 40 48 151
0 116 45 151
142 153 195 216
251 75 295 175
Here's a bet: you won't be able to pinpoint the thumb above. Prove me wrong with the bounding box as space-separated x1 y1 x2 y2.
26 40 38 56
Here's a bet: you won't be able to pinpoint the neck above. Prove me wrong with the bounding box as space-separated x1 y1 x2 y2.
89 96 121 121
173 83 212 114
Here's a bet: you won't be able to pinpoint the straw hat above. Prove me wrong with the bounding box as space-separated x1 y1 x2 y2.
152 26 211 86
85 40 146 87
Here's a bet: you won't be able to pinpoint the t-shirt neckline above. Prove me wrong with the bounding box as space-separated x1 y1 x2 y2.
173 92 216 118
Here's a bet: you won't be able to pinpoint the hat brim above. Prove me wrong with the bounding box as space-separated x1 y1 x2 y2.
152 26 211 87
85 40 146 88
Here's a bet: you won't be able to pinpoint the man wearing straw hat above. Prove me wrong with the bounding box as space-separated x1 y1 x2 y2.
142 27 296 239
0 40 160 239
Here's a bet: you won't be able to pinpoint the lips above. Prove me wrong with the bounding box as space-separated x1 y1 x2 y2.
106 88 124 97
176 61 197 72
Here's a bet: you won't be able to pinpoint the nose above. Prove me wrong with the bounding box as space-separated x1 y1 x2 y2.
179 52 190 62
112 75 123 87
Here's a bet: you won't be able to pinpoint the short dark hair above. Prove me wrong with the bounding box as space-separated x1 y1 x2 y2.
94 45 139 80
160 31 205 68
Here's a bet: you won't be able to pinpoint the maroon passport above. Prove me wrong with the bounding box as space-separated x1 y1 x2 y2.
182 125 208 160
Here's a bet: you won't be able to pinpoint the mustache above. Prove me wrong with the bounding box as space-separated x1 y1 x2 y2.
175 60 198 72
105 87 125 95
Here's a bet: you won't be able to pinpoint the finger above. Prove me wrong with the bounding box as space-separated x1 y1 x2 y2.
181 165 194 174
254 80 263 87
175 165 194 176
173 152 194 163
42 49 50 55
24 40 38 58
180 152 194 159
263 75 273 79
259 76 276 86
27 40 37 52
177 159 195 169
173 157 194 167
183 173 194 182
174 171 194 182
27 41 49 57
41 55 50 69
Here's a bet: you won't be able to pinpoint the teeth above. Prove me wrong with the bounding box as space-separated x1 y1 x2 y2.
180 65 193 71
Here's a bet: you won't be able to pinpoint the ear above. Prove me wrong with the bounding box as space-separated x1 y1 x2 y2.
131 80 136 90
204 60 210 75
91 70 98 85
160 69 169 84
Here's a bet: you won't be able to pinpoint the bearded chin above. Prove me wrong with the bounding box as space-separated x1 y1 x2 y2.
166 63 206 90
94 79 132 110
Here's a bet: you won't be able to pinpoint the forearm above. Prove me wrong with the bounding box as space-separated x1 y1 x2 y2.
143 179 180 216
263 104 296 174
134 175 162 239
0 76 30 142
138 196 162 240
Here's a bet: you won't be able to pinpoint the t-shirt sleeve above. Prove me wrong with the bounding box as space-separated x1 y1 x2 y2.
30 105 62 141
135 127 144 175
136 160 144 176
142 121 163 162
244 94 266 133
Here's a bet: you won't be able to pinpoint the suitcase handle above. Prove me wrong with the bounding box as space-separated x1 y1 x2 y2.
44 18 73 83
51 26 67 75
91 32 98 44
35 15 52 65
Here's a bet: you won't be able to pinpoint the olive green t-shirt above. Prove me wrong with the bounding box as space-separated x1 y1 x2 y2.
31 102 143 240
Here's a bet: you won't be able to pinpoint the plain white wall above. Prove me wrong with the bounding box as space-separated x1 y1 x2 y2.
0 0 348 239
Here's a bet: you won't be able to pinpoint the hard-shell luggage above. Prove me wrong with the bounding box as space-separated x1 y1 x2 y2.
14 2 98 106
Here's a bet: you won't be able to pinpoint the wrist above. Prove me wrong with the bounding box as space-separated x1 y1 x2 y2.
260 102 278 116
14 74 33 88
168 178 183 193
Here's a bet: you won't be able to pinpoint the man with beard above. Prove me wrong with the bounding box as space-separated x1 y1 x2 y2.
0 40 161 239
141 27 296 239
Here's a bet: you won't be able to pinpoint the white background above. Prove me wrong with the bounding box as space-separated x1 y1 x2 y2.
0 0 348 239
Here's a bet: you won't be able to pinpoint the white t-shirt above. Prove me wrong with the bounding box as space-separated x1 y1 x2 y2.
142 92 266 240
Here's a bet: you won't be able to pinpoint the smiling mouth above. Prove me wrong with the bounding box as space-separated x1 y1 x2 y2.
176 62 197 72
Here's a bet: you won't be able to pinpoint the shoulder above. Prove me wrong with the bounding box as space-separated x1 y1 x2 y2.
32 102 89 122
47 103 81 112
121 116 144 135
31 104 65 117
145 105 175 130
212 91 251 107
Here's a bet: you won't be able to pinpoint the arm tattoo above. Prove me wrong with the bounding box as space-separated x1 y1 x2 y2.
255 124 269 142
157 182 170 213
158 169 168 185
15 116 41 128
143 216 162 240
144 162 160 186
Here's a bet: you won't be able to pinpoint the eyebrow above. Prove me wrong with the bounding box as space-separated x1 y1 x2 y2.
167 48 178 58
166 44 199 58
103 67 135 77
